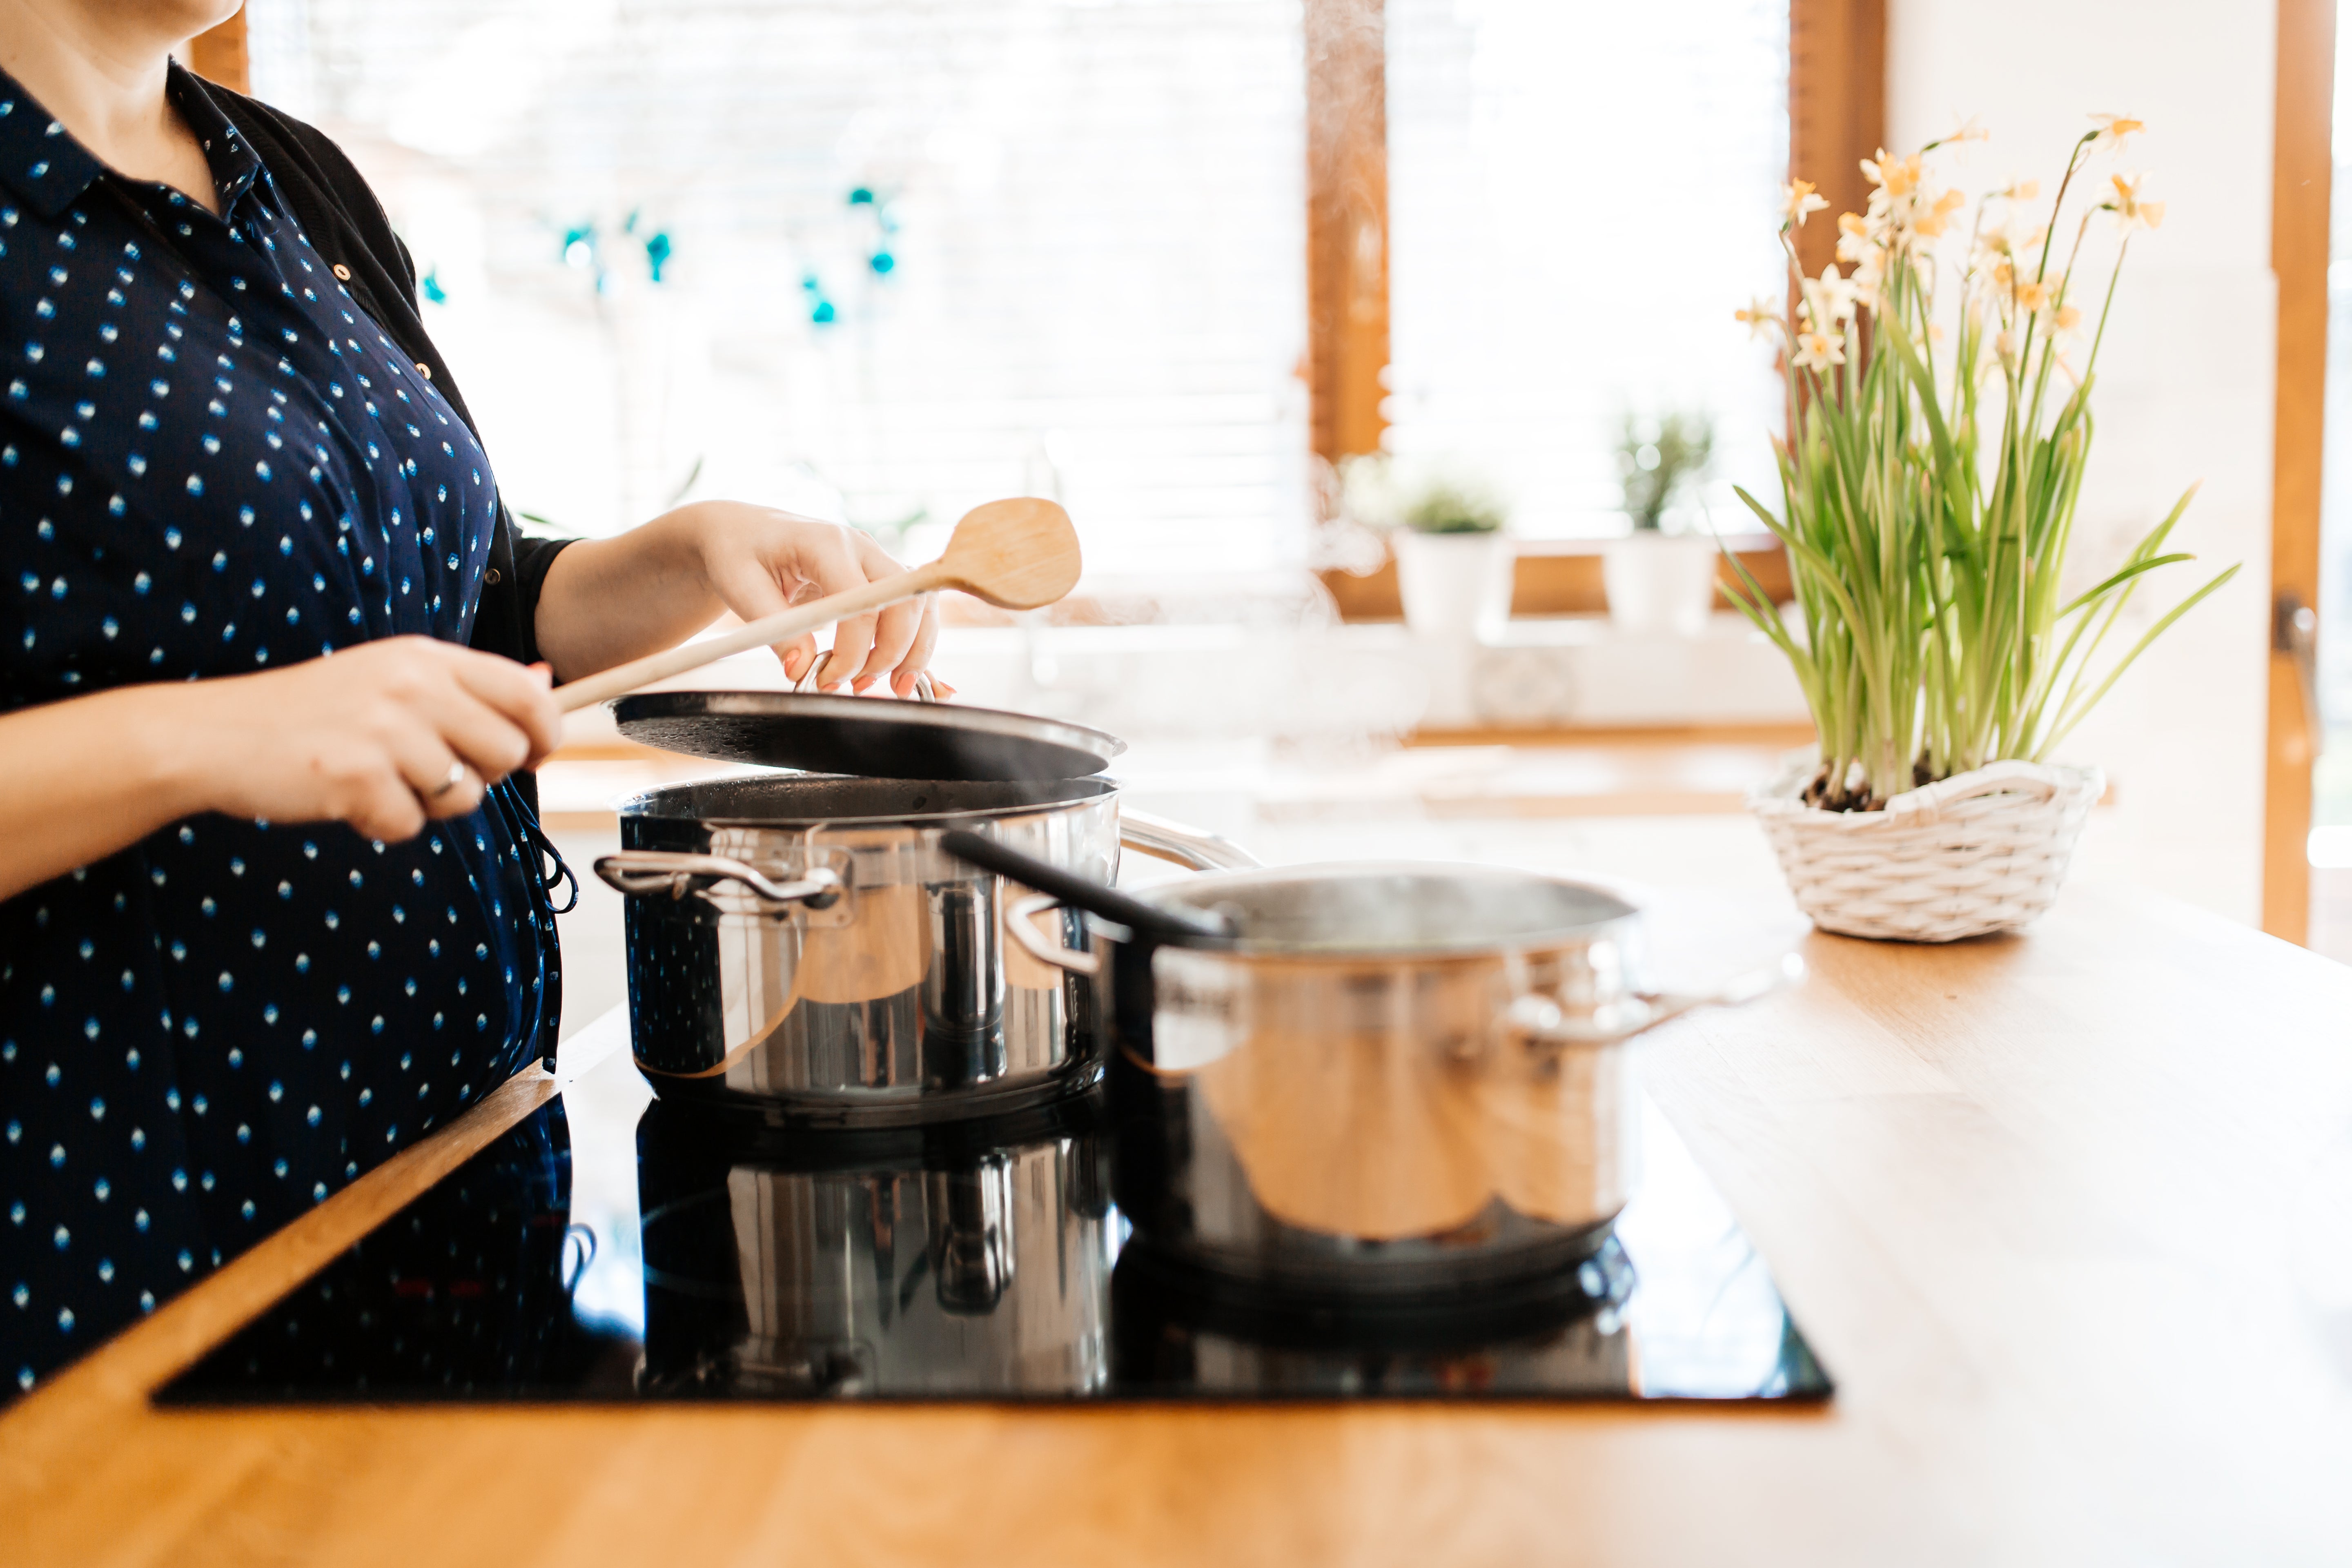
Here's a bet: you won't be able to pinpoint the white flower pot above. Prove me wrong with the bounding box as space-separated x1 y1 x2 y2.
1748 757 2104 942
1394 530 1514 642
1602 533 1720 636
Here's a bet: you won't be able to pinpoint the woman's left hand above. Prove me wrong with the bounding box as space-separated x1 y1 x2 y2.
690 503 941 695
534 499 943 696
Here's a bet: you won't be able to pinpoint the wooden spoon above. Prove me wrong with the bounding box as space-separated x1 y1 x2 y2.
555 497 1081 713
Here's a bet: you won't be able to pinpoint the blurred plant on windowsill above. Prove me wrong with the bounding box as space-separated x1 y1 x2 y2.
1728 115 2238 814
1616 410 1714 533
1334 455 1513 639
1335 453 1506 536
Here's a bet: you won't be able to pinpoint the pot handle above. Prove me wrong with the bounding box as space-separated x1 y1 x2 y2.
1506 952 1804 1048
1119 808 1260 871
592 851 844 913
1005 892 1102 978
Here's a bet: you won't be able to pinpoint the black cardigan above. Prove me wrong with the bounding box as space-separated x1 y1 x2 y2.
176 70 572 670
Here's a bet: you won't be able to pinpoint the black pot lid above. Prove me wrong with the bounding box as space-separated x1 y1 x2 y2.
612 689 1127 782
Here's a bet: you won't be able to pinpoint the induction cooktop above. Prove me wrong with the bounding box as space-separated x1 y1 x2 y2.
155 1038 1831 1407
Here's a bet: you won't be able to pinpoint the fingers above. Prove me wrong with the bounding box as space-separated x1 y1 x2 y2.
890 595 942 697
707 555 815 681
699 512 938 693
799 529 880 688
852 597 924 692
443 648 563 767
383 725 486 823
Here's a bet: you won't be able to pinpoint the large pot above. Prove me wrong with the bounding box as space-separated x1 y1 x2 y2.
596 775 1248 1126
1004 862 1797 1297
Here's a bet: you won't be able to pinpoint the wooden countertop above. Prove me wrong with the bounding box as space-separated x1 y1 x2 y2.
6 884 2352 1564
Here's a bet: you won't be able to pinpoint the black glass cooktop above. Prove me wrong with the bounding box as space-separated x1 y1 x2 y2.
156 1040 1831 1406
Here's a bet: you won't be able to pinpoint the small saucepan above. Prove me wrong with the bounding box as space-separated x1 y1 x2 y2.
942 834 1801 1299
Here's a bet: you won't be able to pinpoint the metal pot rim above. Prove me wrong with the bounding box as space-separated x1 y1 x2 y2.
1119 860 1643 960
616 772 1122 829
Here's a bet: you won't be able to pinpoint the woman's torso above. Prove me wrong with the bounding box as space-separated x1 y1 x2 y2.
0 67 557 1394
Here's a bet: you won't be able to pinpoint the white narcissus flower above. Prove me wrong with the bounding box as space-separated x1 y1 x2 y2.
1797 263 1859 330
1971 211 2045 283
1994 328 2020 363
1734 298 1781 340
1847 252 1886 305
1912 187 1967 239
2109 172 2165 230
2013 279 2052 316
1793 327 1846 372
1834 212 1876 265
1781 179 1830 227
2090 113 2146 148
1946 117 1989 144
1861 148 1924 199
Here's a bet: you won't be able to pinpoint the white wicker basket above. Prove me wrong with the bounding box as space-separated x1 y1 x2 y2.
1748 756 2103 943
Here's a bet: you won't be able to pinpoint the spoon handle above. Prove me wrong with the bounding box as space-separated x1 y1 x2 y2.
939 830 1231 941
556 559 955 713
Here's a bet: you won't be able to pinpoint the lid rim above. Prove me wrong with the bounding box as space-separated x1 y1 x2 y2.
612 689 1126 783
1109 862 1646 960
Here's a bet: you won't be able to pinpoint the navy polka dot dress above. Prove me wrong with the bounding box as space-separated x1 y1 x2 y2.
0 67 559 1395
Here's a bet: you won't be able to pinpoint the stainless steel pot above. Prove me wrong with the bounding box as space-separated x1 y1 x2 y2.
635 1098 1115 1397
596 774 1249 1125
1005 862 1799 1296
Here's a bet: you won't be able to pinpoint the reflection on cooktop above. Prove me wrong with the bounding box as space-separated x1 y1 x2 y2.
156 1042 1831 1406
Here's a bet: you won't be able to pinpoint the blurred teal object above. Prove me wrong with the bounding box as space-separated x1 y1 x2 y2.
848 186 875 206
644 230 673 283
869 251 895 275
419 265 448 304
802 270 837 325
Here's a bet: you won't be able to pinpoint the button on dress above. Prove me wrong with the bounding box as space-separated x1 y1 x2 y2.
0 67 561 1396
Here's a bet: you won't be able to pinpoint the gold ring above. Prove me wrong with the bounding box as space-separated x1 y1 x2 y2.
428 760 468 799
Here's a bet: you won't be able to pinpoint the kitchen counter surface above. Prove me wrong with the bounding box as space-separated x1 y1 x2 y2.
5 884 2351 1565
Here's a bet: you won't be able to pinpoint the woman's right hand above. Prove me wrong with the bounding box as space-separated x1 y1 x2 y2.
163 636 566 842
0 637 566 903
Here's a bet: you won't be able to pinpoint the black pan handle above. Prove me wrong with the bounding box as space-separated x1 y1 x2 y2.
939 830 1230 941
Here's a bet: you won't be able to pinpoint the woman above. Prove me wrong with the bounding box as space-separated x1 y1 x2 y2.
0 0 940 1394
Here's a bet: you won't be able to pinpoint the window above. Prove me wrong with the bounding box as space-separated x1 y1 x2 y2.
246 0 1790 571
248 0 1310 577
1382 0 1791 538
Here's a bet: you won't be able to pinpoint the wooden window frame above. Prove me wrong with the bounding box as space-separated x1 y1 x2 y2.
1309 0 1852 622
186 8 251 94
2266 0 2334 943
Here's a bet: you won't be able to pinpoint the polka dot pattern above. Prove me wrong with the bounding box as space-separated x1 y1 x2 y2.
0 65 557 1398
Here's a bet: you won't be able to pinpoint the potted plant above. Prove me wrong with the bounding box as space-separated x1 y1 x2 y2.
1343 457 1514 641
1724 118 2237 942
1604 410 1719 635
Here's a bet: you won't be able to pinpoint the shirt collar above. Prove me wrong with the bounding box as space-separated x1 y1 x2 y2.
0 60 261 223
165 62 263 210
0 67 107 220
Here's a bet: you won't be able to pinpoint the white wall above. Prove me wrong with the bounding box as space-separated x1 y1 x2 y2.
1888 0 2278 922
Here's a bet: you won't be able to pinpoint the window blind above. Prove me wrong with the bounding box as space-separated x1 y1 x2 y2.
248 0 1312 577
